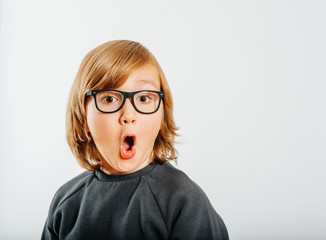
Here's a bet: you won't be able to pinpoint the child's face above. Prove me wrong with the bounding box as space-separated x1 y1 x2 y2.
86 64 163 175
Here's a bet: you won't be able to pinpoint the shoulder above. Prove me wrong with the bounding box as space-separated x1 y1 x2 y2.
147 162 191 184
145 163 229 239
50 171 94 210
145 162 210 207
147 162 204 193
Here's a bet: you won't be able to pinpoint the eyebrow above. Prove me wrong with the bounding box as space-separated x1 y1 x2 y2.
136 79 160 89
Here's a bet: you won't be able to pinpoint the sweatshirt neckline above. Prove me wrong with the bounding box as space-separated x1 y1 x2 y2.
95 163 157 182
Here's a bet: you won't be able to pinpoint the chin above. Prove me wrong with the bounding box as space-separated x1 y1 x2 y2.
102 153 149 175
115 158 142 174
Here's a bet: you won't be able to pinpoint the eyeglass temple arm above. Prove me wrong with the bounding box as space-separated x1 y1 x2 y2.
85 91 93 96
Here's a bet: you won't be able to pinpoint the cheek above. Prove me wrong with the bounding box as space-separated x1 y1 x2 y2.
87 111 119 142
139 111 163 142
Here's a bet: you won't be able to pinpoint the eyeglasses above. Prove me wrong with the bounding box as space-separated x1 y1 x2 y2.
85 90 165 114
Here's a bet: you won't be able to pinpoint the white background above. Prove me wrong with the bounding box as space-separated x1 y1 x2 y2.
1 0 325 239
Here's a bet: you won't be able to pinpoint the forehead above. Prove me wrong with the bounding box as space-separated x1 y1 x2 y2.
117 64 161 91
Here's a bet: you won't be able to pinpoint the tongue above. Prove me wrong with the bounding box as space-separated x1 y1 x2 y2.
123 140 131 151
120 138 136 159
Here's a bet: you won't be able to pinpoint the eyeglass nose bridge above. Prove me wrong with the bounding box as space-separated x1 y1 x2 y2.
121 92 137 109
123 91 136 100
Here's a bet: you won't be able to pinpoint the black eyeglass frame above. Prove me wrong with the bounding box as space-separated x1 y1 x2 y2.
85 89 165 114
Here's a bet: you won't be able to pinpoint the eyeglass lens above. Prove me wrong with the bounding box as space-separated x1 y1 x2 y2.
96 91 160 113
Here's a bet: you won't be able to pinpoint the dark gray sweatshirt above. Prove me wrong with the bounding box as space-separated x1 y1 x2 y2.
41 162 229 240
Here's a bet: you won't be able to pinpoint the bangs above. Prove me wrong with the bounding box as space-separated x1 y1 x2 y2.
84 40 155 91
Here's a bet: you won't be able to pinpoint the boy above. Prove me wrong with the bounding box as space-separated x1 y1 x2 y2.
42 40 229 240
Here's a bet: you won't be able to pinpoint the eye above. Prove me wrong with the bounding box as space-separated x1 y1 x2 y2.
102 95 118 104
137 95 151 103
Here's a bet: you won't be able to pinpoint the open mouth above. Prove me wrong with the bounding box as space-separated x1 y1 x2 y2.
123 136 134 150
120 135 136 159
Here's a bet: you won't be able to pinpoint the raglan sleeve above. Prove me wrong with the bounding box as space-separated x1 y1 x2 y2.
40 171 91 240
41 191 63 240
41 215 58 240
168 181 229 240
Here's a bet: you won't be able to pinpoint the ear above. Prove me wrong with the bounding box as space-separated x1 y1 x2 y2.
86 121 90 133
85 98 90 133
159 107 165 131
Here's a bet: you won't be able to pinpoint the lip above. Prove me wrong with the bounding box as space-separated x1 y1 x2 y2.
121 134 136 145
120 134 136 159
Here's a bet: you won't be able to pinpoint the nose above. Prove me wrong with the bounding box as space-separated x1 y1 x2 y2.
119 98 137 125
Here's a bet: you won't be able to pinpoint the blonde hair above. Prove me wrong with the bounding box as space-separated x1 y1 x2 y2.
66 40 178 171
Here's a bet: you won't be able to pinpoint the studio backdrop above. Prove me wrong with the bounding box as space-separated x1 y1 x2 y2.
0 0 325 239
